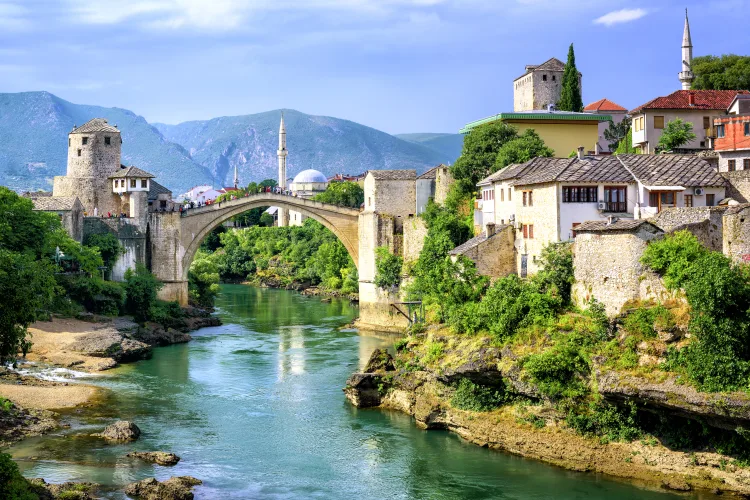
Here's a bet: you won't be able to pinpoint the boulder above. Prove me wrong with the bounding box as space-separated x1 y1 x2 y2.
92 420 141 442
124 476 202 500
363 348 395 373
65 330 151 362
344 373 383 408
126 451 180 466
133 324 192 346
28 478 99 499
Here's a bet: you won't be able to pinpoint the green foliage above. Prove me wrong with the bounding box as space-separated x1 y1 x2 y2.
533 242 574 305
558 44 583 112
604 116 632 152
200 226 227 252
566 401 642 443
692 55 750 91
657 118 697 152
422 341 444 364
83 232 123 272
0 452 38 500
313 181 364 208
0 187 58 256
614 128 635 154
523 332 590 398
124 264 163 323
450 121 519 195
494 129 554 171
374 247 403 290
259 212 275 227
641 230 709 289
450 379 505 412
189 252 221 307
148 300 184 328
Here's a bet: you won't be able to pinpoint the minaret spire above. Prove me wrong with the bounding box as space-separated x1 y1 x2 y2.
233 164 239 190
277 111 289 227
679 8 695 90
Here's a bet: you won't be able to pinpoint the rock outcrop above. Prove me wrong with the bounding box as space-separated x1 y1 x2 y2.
65 330 151 362
28 479 99 500
126 451 181 466
92 420 141 442
124 476 202 500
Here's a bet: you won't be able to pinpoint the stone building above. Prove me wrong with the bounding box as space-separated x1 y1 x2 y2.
449 223 516 280
30 195 84 242
363 170 416 219
415 164 454 215
572 219 666 316
513 58 581 112
53 119 122 216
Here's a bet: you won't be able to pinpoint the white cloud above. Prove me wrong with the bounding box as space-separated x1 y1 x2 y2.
0 2 30 30
593 8 647 26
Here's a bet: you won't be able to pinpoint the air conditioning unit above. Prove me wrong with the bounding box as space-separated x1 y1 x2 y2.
694 187 705 196
509 214 516 223
597 201 607 211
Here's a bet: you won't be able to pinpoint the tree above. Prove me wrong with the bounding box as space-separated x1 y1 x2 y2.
189 255 221 307
374 247 403 290
259 212 275 227
313 181 364 208
657 118 697 152
558 44 583 112
124 264 162 322
451 121 519 195
614 128 635 154
603 116 632 152
0 250 56 363
83 233 123 272
494 129 554 170
692 55 750 91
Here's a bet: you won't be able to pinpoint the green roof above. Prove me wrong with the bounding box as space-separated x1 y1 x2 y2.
459 111 612 134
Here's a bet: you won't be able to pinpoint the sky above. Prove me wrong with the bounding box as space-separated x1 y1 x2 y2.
0 0 748 135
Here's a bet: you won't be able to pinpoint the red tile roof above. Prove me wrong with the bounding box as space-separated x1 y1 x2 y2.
630 90 750 114
584 98 628 113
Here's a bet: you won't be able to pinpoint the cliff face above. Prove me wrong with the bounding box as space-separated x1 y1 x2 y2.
345 338 750 496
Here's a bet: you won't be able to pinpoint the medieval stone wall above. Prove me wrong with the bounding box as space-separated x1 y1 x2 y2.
434 166 454 205
457 225 516 280
649 206 725 251
723 170 750 203
723 205 750 264
83 217 146 282
403 216 428 264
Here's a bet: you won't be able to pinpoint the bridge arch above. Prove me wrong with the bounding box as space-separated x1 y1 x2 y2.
178 193 361 282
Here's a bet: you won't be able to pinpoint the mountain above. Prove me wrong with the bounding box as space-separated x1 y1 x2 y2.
395 133 464 164
0 91 213 193
154 110 450 187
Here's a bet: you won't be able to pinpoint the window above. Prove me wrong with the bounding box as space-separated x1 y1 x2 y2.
500 189 504 202
68 138 71 147
508 188 511 201
640 116 644 131
700 141 706 148
141 179 147 188
744 159 750 170
634 118 640 132
703 117 711 130
82 137 88 145
368 197 371 207
77 149 81 157
717 125 726 138
552 75 556 81
105 136 111 145
130 179 136 188
707 194 715 207
654 116 665 129
522 191 533 207
745 123 750 136
522 224 534 239
729 160 737 172
542 74 547 81
684 194 693 207
649 191 676 212
160 200 167 208
603 186 627 212
562 186 598 203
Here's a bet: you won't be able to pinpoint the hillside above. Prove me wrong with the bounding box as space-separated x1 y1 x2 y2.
154 110 450 187
0 91 213 193
395 133 464 164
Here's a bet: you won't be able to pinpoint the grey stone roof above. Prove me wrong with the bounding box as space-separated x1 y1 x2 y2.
31 196 79 211
514 57 580 81
418 166 439 180
496 154 725 188
109 166 155 179
148 180 172 201
449 226 510 255
22 191 52 199
71 118 120 134
368 170 417 180
575 218 661 233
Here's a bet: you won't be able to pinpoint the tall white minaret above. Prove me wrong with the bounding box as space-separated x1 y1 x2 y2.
233 164 239 190
679 9 694 90
277 112 289 227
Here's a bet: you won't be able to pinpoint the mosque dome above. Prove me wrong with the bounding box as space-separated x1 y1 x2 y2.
292 169 328 184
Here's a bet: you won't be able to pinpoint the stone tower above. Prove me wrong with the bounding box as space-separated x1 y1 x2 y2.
679 9 695 90
52 118 122 215
513 58 580 112
277 112 289 227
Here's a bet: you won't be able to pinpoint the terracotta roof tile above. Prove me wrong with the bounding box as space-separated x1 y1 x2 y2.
584 98 628 113
630 90 749 114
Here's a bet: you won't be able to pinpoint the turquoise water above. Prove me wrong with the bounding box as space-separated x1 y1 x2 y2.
10 285 699 498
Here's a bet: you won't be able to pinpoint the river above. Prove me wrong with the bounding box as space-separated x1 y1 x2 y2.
9 285 696 499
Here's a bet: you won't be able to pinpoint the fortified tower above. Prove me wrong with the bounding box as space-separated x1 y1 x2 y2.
277 112 289 227
679 9 695 90
52 118 122 215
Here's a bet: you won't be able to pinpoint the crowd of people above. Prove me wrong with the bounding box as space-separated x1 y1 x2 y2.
178 185 297 215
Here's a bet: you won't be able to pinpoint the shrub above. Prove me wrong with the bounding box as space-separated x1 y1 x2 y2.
566 401 642 443
188 254 220 307
374 247 403 290
422 341 444 364
148 300 184 327
0 452 38 500
532 242 574 305
450 379 505 412
523 333 590 399
124 265 163 323
83 232 123 272
641 230 709 290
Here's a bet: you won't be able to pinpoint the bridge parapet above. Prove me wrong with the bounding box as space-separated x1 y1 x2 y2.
180 193 360 218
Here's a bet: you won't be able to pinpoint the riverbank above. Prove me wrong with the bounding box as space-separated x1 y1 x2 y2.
345 328 750 497
237 278 359 302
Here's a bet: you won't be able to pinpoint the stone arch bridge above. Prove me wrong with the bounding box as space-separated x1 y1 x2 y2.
147 193 360 305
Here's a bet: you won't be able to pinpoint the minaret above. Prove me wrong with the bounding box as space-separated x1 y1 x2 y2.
233 164 239 190
277 112 289 227
679 9 694 90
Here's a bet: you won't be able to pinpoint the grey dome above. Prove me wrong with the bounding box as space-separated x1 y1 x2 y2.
293 169 327 183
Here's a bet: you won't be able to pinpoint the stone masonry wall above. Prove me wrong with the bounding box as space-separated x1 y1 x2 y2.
723 205 750 264
572 227 665 316
434 166 454 205
649 207 725 252
460 225 516 280
723 170 750 203
403 216 428 264
370 179 416 220
83 217 146 282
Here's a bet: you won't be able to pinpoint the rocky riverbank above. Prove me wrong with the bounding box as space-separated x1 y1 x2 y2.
239 279 359 302
345 331 750 497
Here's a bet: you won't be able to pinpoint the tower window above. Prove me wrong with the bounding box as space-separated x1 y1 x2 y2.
542 74 547 81
105 137 111 145
141 179 147 188
130 179 136 188
82 137 88 145
552 75 556 81
68 138 71 147
77 149 81 157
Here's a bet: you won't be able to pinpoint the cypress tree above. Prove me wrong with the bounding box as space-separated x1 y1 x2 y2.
558 43 583 112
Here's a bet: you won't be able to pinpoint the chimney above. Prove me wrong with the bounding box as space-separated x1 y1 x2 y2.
595 143 601 155
688 92 695 106
577 146 585 160
486 222 496 236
